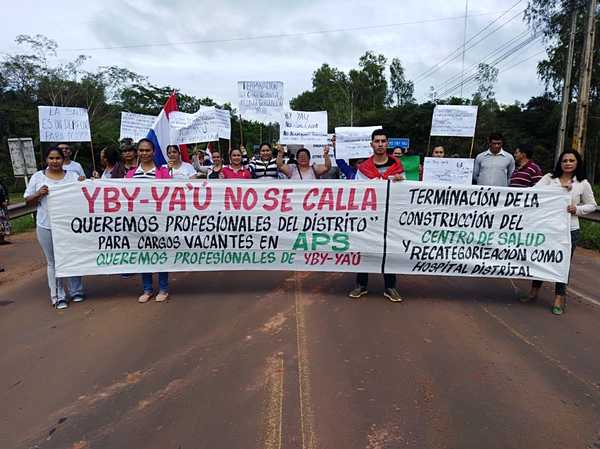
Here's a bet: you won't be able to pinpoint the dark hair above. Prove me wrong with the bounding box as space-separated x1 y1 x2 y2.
166 144 180 153
211 149 221 156
515 143 534 159
488 132 504 142
120 138 136 152
229 148 242 156
296 148 311 160
259 143 272 150
44 146 65 160
55 142 71 149
371 129 387 141
137 138 155 150
102 146 121 166
552 150 587 181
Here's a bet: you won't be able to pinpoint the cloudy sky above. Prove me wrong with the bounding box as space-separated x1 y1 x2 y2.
2 0 548 107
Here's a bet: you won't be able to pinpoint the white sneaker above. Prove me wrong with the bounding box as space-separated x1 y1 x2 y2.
55 300 69 310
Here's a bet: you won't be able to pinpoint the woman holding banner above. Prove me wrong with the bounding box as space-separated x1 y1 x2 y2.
222 148 251 179
276 145 331 180
24 147 85 310
525 150 597 315
125 138 172 303
164 145 196 179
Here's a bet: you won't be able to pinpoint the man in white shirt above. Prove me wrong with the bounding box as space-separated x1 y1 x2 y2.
57 143 86 179
473 133 515 186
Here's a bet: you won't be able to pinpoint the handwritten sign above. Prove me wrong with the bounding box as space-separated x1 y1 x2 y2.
238 81 284 123
38 106 91 142
119 112 157 142
422 157 474 185
8 138 37 176
169 107 231 144
430 105 478 137
334 126 381 160
279 110 328 145
308 134 336 166
48 180 571 283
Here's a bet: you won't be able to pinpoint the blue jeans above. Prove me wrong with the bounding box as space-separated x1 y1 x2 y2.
142 272 168 293
37 226 84 304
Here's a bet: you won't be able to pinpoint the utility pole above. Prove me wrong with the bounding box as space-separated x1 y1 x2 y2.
555 4 578 162
572 0 598 157
460 0 469 98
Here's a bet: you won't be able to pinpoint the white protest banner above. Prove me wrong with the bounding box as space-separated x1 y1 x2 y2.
422 157 474 185
334 126 381 160
48 180 571 283
385 182 571 283
119 112 157 142
170 107 231 144
8 138 37 177
430 105 478 137
238 81 284 123
48 180 386 276
279 110 328 145
38 106 91 142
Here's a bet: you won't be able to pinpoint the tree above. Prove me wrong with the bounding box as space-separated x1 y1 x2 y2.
388 58 414 106
472 63 499 105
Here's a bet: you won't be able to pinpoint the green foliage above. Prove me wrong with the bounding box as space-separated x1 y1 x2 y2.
9 214 35 234
579 219 600 251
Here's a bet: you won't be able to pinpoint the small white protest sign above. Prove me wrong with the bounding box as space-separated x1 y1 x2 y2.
169 107 231 144
422 157 474 185
119 112 157 142
38 106 91 142
238 81 284 123
334 126 381 160
8 138 37 176
430 105 478 137
279 110 328 145
307 134 336 166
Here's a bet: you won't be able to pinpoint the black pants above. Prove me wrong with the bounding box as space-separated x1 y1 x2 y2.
532 229 579 296
356 273 396 289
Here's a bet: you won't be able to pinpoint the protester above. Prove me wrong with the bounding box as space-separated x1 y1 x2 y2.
351 129 404 302
125 138 172 303
24 147 84 309
277 145 331 179
120 138 138 171
205 150 224 179
432 146 445 158
0 179 10 245
249 143 279 179
473 133 515 186
192 148 212 172
93 146 126 179
392 147 406 158
222 148 252 179
164 144 197 179
509 143 543 188
524 150 597 315
57 143 86 179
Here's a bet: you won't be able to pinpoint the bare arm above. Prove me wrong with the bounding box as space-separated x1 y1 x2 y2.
276 144 291 177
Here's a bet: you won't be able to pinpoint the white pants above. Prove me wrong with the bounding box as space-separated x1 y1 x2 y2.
36 226 84 305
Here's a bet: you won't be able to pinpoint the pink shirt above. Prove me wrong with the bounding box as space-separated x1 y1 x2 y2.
222 166 251 179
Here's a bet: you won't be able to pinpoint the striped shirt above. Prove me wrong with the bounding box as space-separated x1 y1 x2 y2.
509 160 543 188
249 158 279 179
132 166 156 179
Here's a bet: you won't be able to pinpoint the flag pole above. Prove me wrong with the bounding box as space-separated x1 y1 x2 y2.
469 136 475 158
89 140 97 173
238 114 245 147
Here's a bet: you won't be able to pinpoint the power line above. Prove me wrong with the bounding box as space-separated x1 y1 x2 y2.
55 11 503 53
413 0 525 84
435 29 531 91
435 32 541 98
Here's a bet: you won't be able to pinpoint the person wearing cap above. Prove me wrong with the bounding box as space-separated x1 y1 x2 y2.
120 138 138 171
